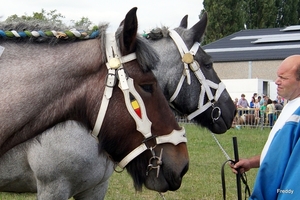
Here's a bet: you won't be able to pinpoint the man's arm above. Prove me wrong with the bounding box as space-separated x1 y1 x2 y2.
230 155 261 174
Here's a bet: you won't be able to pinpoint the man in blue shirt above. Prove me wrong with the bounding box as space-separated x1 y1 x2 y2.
231 55 300 200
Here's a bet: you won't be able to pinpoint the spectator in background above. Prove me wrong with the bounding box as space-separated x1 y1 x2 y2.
259 94 266 106
260 101 267 125
238 94 249 108
249 96 256 114
260 95 270 111
252 93 258 100
254 98 261 119
277 95 284 106
257 96 261 103
250 96 255 108
264 96 270 105
267 99 275 128
274 100 283 111
237 94 249 115
273 100 283 122
233 98 238 108
232 98 239 128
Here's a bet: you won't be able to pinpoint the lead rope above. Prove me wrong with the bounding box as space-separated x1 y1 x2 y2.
158 192 166 200
210 132 251 200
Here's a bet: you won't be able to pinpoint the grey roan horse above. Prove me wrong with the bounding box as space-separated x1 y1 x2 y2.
0 121 113 200
147 12 236 134
0 12 236 199
0 7 189 198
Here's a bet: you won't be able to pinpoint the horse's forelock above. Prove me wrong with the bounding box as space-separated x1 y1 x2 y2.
112 27 159 72
145 25 212 69
146 26 169 40
135 36 160 72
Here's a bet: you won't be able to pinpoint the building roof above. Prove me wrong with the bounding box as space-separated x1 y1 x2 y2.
202 25 300 62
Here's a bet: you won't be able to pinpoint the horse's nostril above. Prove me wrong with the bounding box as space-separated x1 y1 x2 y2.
181 162 189 177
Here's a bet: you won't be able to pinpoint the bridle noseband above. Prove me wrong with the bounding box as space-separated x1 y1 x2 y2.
91 33 187 174
168 30 225 122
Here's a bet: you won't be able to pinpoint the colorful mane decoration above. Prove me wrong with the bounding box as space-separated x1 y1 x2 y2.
0 28 100 40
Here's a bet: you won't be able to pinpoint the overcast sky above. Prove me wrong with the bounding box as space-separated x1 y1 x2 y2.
1 0 204 32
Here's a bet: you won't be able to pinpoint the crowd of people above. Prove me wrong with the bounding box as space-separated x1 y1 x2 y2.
233 92 284 128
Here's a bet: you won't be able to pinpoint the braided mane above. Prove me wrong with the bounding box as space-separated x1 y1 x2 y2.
0 20 160 72
0 20 108 43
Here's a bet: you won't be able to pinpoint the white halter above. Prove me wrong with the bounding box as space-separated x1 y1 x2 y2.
91 33 187 169
168 30 226 121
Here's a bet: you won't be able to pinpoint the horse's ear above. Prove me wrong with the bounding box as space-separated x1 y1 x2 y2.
119 20 124 27
189 12 207 43
179 15 188 28
120 7 138 53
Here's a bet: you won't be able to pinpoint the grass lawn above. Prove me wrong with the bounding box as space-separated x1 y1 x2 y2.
0 124 269 199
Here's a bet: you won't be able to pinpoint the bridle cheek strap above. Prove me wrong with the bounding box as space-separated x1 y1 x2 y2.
121 77 152 138
118 127 187 169
91 68 115 139
168 41 199 102
169 30 198 85
187 62 226 120
91 33 137 139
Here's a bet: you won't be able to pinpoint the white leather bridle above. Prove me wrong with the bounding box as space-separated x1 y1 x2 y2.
168 30 226 121
91 33 187 170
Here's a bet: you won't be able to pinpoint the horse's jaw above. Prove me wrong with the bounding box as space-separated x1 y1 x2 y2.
144 161 189 192
194 113 233 134
209 119 231 134
124 143 189 192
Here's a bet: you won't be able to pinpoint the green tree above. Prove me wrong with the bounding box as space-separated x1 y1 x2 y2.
298 1 300 25
275 0 299 27
71 17 92 29
202 0 244 45
244 0 277 29
4 9 65 26
201 0 300 44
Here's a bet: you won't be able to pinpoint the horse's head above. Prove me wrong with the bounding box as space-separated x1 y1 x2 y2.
147 13 236 134
96 7 189 192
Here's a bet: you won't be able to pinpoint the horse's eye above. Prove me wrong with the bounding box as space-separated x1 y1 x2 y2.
205 63 212 68
141 84 153 93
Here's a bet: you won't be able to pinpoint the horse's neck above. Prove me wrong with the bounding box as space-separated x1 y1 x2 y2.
0 40 104 152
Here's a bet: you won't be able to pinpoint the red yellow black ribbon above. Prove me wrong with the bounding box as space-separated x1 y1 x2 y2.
131 99 141 118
